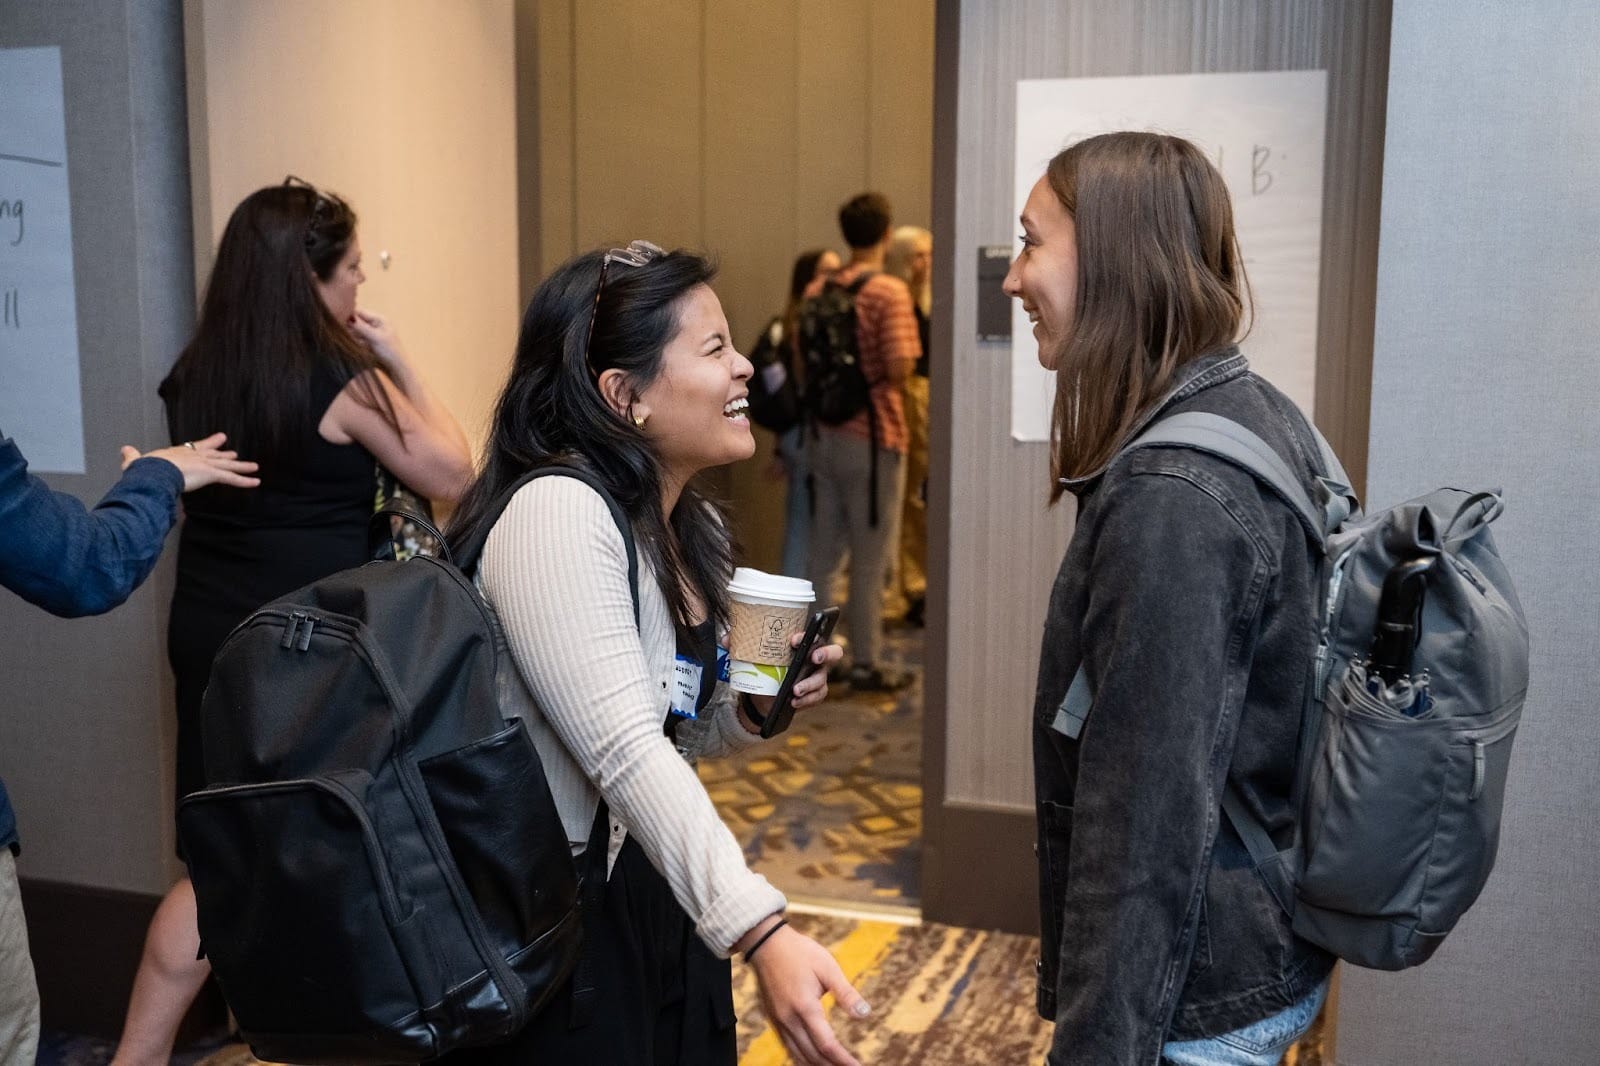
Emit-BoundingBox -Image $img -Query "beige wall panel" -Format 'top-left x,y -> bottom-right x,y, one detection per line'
794,0 -> 871,253
868,0 -> 937,229
571,1 -> 703,251
704,0 -> 801,572
189,3 -> 376,253
535,0 -> 577,275
942,0 -> 1380,810
363,6 -> 518,449
189,0 -> 518,455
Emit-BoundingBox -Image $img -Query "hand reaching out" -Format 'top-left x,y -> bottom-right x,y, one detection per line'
745,920 -> 870,1066
123,432 -> 260,492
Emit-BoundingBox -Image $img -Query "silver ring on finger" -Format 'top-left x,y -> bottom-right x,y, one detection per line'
183,441 -> 197,449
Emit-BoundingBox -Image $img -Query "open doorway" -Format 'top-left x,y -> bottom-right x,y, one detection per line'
523,1 -> 938,918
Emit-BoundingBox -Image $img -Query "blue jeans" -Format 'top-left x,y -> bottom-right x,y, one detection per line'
1161,980 -> 1328,1066
777,425 -> 810,578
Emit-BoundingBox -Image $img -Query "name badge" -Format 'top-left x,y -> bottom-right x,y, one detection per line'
715,644 -> 730,683
670,654 -> 702,720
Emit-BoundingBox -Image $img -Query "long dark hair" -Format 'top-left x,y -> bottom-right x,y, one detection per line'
449,248 -> 734,632
781,248 -> 831,341
1044,132 -> 1250,499
161,181 -> 397,463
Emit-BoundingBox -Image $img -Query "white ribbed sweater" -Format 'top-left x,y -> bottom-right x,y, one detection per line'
477,476 -> 786,957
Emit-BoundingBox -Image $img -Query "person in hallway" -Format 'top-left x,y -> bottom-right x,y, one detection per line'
881,225 -> 933,627
440,243 -> 868,1066
0,429 -> 258,1066
112,179 -> 475,1066
748,247 -> 841,578
802,192 -> 920,692
1007,133 -> 1334,1065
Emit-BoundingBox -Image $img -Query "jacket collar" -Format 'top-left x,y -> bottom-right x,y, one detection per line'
1057,347 -> 1249,495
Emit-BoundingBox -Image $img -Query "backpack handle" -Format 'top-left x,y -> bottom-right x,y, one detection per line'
1441,490 -> 1505,546
369,500 -> 455,565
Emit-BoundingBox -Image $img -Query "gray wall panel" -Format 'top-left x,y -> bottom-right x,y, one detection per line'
1337,1 -> 1600,1061
938,0 -> 1386,813
0,0 -> 191,892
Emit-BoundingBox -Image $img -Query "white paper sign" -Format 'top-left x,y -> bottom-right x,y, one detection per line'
0,47 -> 85,473
1011,71 -> 1327,442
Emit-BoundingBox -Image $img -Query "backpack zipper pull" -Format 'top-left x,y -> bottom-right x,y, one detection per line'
280,611 -> 305,649
297,614 -> 317,652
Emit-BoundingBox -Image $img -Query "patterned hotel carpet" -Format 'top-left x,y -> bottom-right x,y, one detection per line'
698,628 -> 924,907
728,913 -> 1329,1065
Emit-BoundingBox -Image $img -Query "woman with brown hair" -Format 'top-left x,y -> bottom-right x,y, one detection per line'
112,179 -> 473,1066
1007,132 -> 1334,1064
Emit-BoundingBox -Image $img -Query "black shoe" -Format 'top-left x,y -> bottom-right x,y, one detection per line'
847,664 -> 914,692
903,595 -> 926,628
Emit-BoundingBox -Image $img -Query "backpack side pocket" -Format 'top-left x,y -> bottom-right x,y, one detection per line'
418,718 -> 583,1015
178,771 -> 437,1061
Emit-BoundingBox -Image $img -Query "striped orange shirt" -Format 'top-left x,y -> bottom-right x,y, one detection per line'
803,265 -> 921,452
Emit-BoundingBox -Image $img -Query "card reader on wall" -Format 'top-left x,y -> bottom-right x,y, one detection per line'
977,245 -> 1012,341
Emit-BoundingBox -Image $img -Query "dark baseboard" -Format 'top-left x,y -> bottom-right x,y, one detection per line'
19,877 -> 228,1043
921,803 -> 1039,936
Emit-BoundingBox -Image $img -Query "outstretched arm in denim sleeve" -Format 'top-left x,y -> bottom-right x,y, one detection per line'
1047,471 -> 1272,1066
0,434 -> 187,617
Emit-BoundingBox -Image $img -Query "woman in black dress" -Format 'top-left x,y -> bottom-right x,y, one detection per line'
111,180 -> 474,1066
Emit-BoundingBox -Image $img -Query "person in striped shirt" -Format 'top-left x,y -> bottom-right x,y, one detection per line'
802,192 -> 921,692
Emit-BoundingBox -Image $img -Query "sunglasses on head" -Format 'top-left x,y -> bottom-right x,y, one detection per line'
584,239 -> 665,374
283,175 -> 334,248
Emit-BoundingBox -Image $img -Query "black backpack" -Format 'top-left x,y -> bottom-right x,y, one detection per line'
746,317 -> 803,435
797,273 -> 876,427
796,273 -> 887,525
177,465 -> 638,1064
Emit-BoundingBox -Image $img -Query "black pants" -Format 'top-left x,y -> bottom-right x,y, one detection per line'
437,836 -> 738,1065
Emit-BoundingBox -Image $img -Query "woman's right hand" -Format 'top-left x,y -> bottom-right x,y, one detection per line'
746,921 -> 870,1066
348,309 -> 409,372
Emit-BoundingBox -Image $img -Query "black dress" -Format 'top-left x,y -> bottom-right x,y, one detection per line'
165,362 -> 374,814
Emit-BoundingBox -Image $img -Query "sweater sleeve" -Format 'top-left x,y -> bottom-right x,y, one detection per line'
478,477 -> 785,956
0,435 -> 183,618
673,680 -> 766,761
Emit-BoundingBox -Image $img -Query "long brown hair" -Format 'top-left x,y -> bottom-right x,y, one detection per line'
162,182 -> 398,465
1044,132 -> 1250,500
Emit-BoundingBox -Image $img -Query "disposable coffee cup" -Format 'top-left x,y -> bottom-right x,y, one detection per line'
726,568 -> 815,695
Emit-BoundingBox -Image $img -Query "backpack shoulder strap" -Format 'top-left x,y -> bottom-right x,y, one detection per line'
1124,411 -> 1329,544
452,464 -> 641,1030
452,464 -> 640,627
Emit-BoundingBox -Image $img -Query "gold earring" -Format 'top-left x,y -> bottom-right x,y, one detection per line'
633,412 -> 648,428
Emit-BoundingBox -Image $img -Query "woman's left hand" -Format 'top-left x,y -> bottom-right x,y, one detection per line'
783,632 -> 843,712
745,632 -> 844,723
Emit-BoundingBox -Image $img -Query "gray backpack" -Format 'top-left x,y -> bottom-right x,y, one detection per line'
1128,410 -> 1529,971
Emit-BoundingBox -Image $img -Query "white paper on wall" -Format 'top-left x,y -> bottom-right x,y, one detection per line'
0,47 -> 84,473
1011,71 -> 1327,442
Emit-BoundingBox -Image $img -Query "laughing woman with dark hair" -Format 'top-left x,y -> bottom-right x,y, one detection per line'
112,180 -> 473,1066
1007,133 -> 1334,1065
440,244 -> 867,1066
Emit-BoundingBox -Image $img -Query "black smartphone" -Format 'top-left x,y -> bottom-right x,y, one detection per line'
758,606 -> 841,739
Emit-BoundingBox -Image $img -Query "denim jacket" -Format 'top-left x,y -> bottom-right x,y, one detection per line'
1033,351 -> 1335,1065
0,431 -> 183,851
